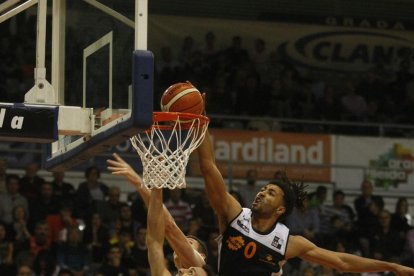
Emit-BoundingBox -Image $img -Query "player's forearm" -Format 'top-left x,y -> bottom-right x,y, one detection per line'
147,189 -> 171,274
335,252 -> 398,273
148,189 -> 165,246
197,131 -> 216,167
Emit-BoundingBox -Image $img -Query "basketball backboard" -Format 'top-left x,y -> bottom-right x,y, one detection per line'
0,0 -> 153,171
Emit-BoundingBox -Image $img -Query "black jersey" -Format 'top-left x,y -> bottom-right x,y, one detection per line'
217,208 -> 289,276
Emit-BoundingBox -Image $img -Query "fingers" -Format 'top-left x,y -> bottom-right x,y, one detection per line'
113,153 -> 128,165
201,92 -> 206,115
107,158 -> 127,168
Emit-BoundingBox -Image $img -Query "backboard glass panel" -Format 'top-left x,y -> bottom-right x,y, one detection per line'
0,0 -> 153,171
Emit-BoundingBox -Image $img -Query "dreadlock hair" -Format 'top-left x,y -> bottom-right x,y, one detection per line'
268,170 -> 308,221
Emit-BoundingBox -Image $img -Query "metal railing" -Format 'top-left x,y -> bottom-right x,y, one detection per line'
208,114 -> 414,137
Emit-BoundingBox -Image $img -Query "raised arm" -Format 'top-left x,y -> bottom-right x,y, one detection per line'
197,131 -> 242,233
287,235 -> 414,276
147,188 -> 171,276
107,153 -> 205,268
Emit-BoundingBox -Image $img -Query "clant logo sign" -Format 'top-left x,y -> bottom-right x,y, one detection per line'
277,30 -> 414,72
368,144 -> 414,189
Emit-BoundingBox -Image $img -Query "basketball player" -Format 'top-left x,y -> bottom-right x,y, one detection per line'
148,187 -> 216,276
107,153 -> 206,269
196,128 -> 414,276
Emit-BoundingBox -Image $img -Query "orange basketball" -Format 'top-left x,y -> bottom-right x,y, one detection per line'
160,81 -> 204,114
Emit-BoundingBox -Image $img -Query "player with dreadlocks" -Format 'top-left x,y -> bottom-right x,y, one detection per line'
196,125 -> 414,276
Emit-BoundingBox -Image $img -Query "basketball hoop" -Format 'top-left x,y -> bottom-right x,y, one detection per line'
130,112 -> 209,189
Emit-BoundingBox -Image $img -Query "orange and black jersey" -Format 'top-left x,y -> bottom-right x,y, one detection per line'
217,208 -> 289,276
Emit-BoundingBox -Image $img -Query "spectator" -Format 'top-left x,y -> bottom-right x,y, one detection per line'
16,264 -> 33,276
192,192 -> 218,232
0,174 -> 29,225
178,35 -> 197,69
318,190 -> 355,244
223,35 -> 249,69
395,83 -> 414,124
355,70 -> 386,104
57,226 -> 90,275
250,38 -> 268,75
286,195 -> 320,243
354,179 -> 384,222
262,51 -> 285,87
115,227 -> 136,273
10,205 -> 31,255
128,191 -> 148,227
156,46 -> 180,91
340,82 -> 368,121
50,171 -> 76,202
371,209 -> 405,261
0,158 -> 8,194
333,190 -> 355,221
391,197 -> 412,237
98,186 -> 123,226
291,81 -> 316,119
229,190 -> 245,207
27,221 -> 54,260
237,169 -> 261,208
357,200 -> 382,257
29,182 -> 59,231
130,227 -> 150,276
235,73 -> 268,116
109,203 -> 141,239
32,249 -> 59,276
402,228 -> 414,267
201,31 -> 217,60
308,185 -> 327,209
278,67 -> 303,117
96,244 -> 129,276
57,268 -> 74,276
285,199 -> 319,276
46,202 -> 78,243
0,222 -> 15,274
164,189 -> 193,233
314,85 -> 343,122
75,166 -> 109,220
19,162 -> 45,203
83,212 -> 109,269
186,217 -> 207,241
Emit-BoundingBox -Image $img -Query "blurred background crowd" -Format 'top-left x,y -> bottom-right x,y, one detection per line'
0,161 -> 412,275
1,0 -> 414,275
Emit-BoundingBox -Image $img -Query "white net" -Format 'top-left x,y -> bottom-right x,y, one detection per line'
130,112 -> 208,189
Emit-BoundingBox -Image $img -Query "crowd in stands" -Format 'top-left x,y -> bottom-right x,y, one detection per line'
154,32 -> 414,134
0,159 -> 412,275
1,11 -> 414,276
2,16 -> 414,136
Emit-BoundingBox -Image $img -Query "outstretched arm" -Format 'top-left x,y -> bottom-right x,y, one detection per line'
147,188 -> 171,276
197,131 -> 242,233
287,235 -> 414,276
107,153 -> 205,268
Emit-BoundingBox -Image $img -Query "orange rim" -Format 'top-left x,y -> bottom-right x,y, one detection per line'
149,112 -> 209,130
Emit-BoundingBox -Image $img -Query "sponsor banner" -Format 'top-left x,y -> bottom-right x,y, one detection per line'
335,136 -> 414,192
149,15 -> 414,73
260,14 -> 409,30
189,129 -> 332,182
0,104 -> 58,143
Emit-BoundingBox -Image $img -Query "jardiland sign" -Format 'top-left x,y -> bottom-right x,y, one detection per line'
189,129 -> 332,183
